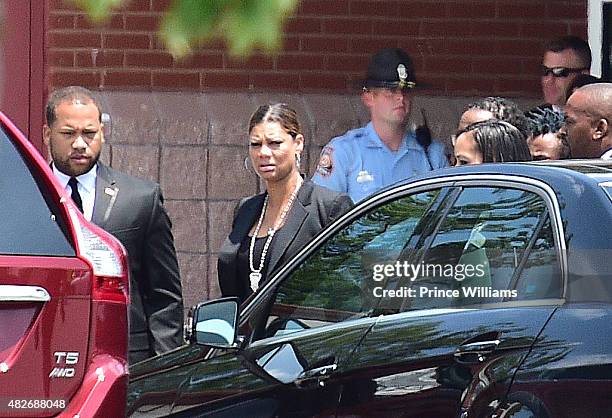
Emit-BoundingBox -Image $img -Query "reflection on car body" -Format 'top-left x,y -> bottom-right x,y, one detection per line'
129,160 -> 612,418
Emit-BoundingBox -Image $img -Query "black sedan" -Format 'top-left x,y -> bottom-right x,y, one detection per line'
128,160 -> 612,418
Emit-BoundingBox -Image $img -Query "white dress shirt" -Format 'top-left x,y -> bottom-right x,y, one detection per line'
52,164 -> 97,221
601,148 -> 612,160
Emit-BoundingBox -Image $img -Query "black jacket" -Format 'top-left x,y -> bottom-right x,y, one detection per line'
94,163 -> 184,364
218,180 -> 353,303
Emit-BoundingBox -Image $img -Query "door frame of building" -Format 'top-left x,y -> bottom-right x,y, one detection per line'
1,1 -> 47,151
588,0 -> 612,77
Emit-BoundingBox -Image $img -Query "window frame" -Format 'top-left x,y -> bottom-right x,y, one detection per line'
588,0 -> 612,78
452,179 -> 567,297
406,183 -> 564,310
235,175 -> 568,350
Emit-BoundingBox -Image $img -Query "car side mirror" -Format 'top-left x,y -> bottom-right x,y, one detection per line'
185,297 -> 239,349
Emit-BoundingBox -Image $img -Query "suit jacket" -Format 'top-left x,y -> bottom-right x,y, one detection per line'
94,163 -> 184,364
218,180 -> 353,303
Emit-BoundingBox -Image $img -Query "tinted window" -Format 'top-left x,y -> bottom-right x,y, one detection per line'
514,216 -> 561,299
255,190 -> 440,340
0,126 -> 74,256
407,187 -> 560,309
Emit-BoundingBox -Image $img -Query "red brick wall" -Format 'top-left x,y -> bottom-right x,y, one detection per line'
48,0 -> 587,97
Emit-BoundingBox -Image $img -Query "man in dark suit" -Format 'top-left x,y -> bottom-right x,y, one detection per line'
43,86 -> 184,364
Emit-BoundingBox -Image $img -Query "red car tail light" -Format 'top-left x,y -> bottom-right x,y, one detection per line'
67,206 -> 129,304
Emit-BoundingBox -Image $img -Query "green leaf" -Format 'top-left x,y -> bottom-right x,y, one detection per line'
160,0 -> 298,59
71,0 -> 298,58
68,0 -> 124,23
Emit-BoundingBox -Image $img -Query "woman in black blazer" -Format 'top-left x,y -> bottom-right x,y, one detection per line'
218,103 -> 353,304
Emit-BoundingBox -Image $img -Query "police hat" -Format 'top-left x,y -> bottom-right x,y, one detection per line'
363,48 -> 416,89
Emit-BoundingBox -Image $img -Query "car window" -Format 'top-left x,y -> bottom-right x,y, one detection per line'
0,126 -> 74,256
405,186 -> 560,310
252,190 -> 441,341
513,216 -> 561,299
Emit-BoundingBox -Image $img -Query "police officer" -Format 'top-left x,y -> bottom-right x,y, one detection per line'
312,47 -> 448,202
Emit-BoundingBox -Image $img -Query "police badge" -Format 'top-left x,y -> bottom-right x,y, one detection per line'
397,64 -> 407,85
397,64 -> 415,89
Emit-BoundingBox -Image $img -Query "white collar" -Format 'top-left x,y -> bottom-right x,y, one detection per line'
52,163 -> 97,194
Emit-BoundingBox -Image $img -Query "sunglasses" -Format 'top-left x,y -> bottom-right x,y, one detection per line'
541,65 -> 588,78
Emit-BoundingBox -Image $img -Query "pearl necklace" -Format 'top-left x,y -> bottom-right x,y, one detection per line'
249,179 -> 302,292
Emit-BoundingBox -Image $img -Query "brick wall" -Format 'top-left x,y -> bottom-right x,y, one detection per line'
48,0 -> 587,96
45,0 -> 581,312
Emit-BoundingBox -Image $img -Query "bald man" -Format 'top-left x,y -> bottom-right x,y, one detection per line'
562,83 -> 612,159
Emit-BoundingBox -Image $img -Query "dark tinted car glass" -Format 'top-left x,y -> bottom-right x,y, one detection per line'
514,216 -> 561,299
0,126 -> 74,256
255,190 -> 440,340
410,186 -> 560,308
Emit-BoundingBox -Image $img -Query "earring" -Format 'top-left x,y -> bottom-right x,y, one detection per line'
295,153 -> 301,171
244,156 -> 251,171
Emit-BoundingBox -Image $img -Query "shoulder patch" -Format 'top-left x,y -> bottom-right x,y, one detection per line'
316,146 -> 334,177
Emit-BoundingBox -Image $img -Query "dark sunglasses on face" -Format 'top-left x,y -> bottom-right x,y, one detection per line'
541,65 -> 588,78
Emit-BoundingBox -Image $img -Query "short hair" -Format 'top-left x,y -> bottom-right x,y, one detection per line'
568,74 -> 602,100
467,96 -> 530,139
248,103 -> 302,138
544,35 -> 592,68
459,119 -> 532,163
525,105 -> 571,159
46,86 -> 103,127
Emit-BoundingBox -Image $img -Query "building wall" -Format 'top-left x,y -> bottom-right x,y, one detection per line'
48,0 -> 587,95
46,0 -> 585,310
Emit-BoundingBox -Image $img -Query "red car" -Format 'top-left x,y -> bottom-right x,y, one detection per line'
0,112 -> 129,417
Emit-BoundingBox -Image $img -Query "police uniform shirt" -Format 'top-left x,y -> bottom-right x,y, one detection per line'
312,122 -> 448,202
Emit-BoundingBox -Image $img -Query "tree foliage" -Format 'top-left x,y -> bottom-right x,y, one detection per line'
69,0 -> 298,58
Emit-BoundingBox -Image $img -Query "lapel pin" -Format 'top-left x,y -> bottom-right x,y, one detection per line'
104,187 -> 117,196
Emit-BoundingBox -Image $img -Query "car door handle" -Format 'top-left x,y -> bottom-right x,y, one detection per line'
454,339 -> 500,364
0,285 -> 50,302
295,364 -> 337,388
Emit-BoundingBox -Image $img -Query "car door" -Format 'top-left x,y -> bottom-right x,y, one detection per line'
133,259 -> 376,417
128,188 -> 447,417
334,180 -> 565,418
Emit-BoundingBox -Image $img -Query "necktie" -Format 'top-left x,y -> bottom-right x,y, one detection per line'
68,177 -> 83,213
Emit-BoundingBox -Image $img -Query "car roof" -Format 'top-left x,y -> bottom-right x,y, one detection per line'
382,159 -> 612,198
